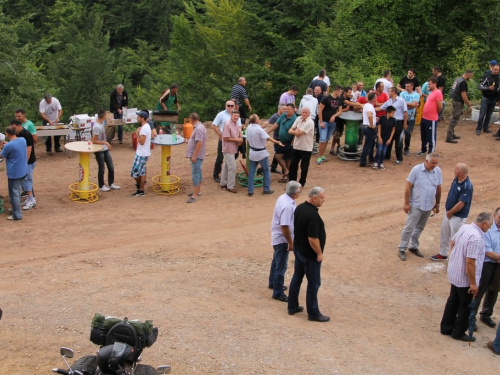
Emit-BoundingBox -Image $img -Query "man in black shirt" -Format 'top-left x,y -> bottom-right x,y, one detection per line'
287,187 -> 329,322
309,70 -> 328,95
447,70 -> 473,143
397,68 -> 421,94
476,64 -> 500,135
11,120 -> 36,209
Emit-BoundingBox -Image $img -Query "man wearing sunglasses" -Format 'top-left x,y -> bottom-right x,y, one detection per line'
211,100 -> 242,183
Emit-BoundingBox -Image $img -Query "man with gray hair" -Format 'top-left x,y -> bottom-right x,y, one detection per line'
288,107 -> 315,186
440,212 -> 492,342
231,77 -> 252,125
431,163 -> 473,261
265,104 -> 286,174
269,181 -> 302,302
288,187 -> 329,322
398,153 -> 442,261
109,84 -> 128,144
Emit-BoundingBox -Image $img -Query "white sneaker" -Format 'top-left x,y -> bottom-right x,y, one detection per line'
110,184 -> 121,190
495,121 -> 500,125
100,185 -> 111,192
23,199 -> 36,210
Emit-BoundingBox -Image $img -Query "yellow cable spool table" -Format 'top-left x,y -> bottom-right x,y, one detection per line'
64,141 -> 104,203
151,134 -> 185,195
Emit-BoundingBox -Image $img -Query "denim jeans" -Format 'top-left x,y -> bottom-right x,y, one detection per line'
287,249 -> 322,318
8,177 -> 23,219
404,119 -> 415,151
94,150 -> 115,188
268,243 -> 290,298
21,162 -> 36,193
114,111 -> 123,141
191,158 -> 203,187
493,319 -> 500,352
476,96 -> 497,132
248,156 -> 270,194
375,141 -> 389,165
359,127 -> 376,166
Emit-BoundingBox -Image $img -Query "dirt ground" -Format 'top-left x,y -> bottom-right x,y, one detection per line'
1,117 -> 500,374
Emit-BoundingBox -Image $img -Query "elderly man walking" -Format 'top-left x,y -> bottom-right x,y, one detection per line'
288,187 -> 329,322
269,181 -> 302,302
440,212 -> 492,342
288,107 -> 315,186
398,153 -> 442,261
430,163 -> 473,261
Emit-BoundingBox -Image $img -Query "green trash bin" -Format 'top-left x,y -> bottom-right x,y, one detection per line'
338,111 -> 362,161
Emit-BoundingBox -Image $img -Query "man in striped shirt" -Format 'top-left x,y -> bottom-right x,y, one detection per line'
440,212 -> 492,342
231,77 -> 252,125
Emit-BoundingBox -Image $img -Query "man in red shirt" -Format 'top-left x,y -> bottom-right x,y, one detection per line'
417,77 -> 443,156
375,81 -> 389,117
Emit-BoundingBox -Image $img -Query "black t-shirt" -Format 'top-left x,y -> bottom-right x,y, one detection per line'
436,75 -> 446,92
293,201 -> 326,260
268,112 -> 280,138
399,76 -> 420,90
320,95 -> 342,121
450,77 -> 468,102
18,128 -> 36,164
377,116 -> 396,141
309,79 -> 328,93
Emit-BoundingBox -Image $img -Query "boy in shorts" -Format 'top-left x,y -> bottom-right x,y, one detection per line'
130,110 -> 152,196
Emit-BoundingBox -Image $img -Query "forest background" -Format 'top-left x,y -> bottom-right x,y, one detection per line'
1,0 -> 499,128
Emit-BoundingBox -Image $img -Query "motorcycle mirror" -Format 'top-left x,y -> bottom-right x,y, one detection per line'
60,347 -> 74,359
157,365 -> 171,374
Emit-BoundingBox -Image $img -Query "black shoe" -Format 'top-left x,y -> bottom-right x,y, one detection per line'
399,251 -> 406,261
308,315 -> 330,322
288,306 -> 304,315
446,139 -> 458,143
131,190 -> 145,197
213,176 -> 220,183
268,286 -> 287,291
409,248 -> 424,257
452,334 -> 475,342
484,129 -> 493,133
496,137 -> 500,141
272,294 -> 288,302
55,149 -> 63,153
263,190 -> 274,195
270,167 -> 280,174
256,167 -> 264,175
492,132 -> 500,137
476,130 -> 481,135
453,134 -> 461,139
481,316 -> 497,328
247,192 -> 253,197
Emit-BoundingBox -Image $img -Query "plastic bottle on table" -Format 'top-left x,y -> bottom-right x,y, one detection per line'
172,124 -> 177,142
87,140 -> 92,150
159,127 -> 163,135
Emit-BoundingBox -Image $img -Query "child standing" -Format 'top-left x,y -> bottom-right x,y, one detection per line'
374,106 -> 396,170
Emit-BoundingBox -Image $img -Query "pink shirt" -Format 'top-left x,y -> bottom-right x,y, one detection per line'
422,89 -> 443,121
222,120 -> 240,154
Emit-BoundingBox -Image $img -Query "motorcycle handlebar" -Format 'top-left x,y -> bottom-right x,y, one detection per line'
52,369 -> 70,375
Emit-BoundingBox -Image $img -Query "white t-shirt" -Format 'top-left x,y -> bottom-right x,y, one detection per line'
136,123 -> 152,157
374,78 -> 392,95
313,75 -> 331,87
39,97 -> 62,123
362,103 -> 376,127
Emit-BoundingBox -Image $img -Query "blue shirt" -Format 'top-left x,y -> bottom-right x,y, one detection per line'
400,91 -> 420,120
407,163 -> 443,211
445,177 -> 473,218
421,82 -> 430,102
484,221 -> 500,263
380,96 -> 407,121
0,137 -> 28,179
212,110 -> 241,132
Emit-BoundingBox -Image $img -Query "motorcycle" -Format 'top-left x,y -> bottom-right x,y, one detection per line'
52,346 -> 171,375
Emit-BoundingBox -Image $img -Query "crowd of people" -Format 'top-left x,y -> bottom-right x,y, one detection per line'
2,62 -> 500,356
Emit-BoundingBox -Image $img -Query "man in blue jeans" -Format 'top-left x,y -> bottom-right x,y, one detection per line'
0,126 -> 28,220
476,65 -> 499,135
288,187 -> 328,322
269,181 -> 302,302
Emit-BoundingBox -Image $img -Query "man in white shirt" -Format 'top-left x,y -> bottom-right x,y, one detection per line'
130,110 -> 152,197
298,88 -> 318,121
39,93 -> 63,154
92,110 -> 120,192
288,107 -> 315,186
374,70 -> 393,95
359,92 -> 377,167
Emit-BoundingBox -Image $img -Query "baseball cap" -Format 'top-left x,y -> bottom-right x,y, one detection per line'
0,133 -> 5,142
490,60 -> 498,65
136,110 -> 149,119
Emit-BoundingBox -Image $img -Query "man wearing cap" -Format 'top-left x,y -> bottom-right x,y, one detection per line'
130,110 -> 151,197
39,93 -> 63,154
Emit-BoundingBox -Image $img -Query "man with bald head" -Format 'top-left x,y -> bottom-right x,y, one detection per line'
431,163 -> 473,261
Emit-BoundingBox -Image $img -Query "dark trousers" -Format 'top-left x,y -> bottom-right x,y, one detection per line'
440,284 -> 473,338
288,149 -> 312,186
94,150 -> 115,188
213,139 -> 223,178
476,96 -> 497,132
288,249 -> 322,318
268,243 -> 289,298
476,262 -> 499,318
420,118 -> 437,153
43,120 -> 61,151
386,120 -> 404,161
404,119 -> 415,151
447,100 -> 464,140
114,111 -> 124,141
359,127 -> 376,166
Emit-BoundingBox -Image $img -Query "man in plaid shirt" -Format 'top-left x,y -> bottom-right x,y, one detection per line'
440,212 -> 493,342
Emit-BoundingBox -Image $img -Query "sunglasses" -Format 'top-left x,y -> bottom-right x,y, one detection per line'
226,104 -> 234,107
